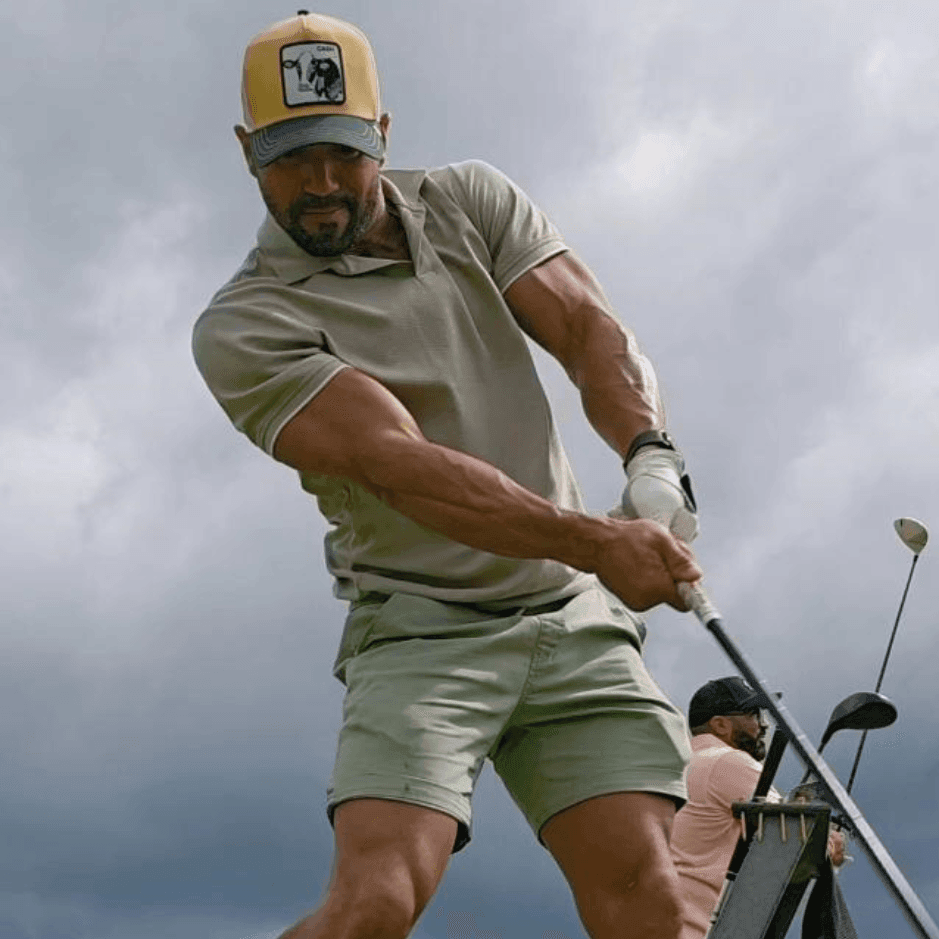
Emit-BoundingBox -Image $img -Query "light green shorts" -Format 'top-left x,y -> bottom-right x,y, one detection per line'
327,584 -> 690,852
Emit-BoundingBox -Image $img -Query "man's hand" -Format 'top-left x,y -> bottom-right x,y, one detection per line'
622,448 -> 699,543
827,828 -> 847,868
593,518 -> 703,611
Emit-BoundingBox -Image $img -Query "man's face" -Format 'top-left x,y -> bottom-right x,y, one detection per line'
254,142 -> 383,257
727,709 -> 769,761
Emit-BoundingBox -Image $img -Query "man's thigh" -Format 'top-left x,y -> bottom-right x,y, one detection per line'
328,592 -> 538,852
541,791 -> 683,939
541,791 -> 678,886
331,798 -> 458,909
491,587 -> 690,840
284,799 -> 457,939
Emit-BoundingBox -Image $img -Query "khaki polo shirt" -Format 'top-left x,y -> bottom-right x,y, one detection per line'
193,160 -> 593,605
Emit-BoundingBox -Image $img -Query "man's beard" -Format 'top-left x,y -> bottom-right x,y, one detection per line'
264,181 -> 380,257
733,726 -> 768,762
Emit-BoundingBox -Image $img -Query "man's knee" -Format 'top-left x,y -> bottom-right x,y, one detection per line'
318,799 -> 457,939
324,875 -> 421,939
577,859 -> 683,939
543,791 -> 683,938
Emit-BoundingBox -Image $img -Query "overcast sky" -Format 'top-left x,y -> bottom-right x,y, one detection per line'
3,1 -> 938,937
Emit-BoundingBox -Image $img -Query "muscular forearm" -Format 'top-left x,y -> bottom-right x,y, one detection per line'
505,254 -> 666,460
359,431 -> 701,611
273,367 -> 610,567
272,366 -> 701,610
568,310 -> 665,460
361,434 -> 615,571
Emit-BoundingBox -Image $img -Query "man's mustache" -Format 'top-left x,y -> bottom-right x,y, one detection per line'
293,195 -> 354,213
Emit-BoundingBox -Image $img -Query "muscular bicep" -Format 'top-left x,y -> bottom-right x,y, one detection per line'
503,251 -> 619,374
272,368 -> 425,485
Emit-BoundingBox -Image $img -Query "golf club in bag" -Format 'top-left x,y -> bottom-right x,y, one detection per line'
707,689 -> 897,939
798,692 -> 897,939
676,577 -> 938,939
796,691 -> 898,786
845,518 -> 928,795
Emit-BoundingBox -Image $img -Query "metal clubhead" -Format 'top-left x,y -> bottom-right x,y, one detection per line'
895,518 -> 928,555
818,691 -> 898,751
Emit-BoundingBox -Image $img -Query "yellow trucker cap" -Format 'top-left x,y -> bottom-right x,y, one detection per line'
241,11 -> 384,165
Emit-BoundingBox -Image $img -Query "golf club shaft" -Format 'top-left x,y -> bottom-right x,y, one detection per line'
875,553 -> 919,694
678,581 -> 939,939
845,552 -> 919,795
845,730 -> 870,797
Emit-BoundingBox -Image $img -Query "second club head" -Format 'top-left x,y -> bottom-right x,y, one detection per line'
895,518 -> 928,555
819,691 -> 898,749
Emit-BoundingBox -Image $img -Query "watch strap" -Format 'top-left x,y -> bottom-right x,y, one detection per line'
624,430 -> 679,467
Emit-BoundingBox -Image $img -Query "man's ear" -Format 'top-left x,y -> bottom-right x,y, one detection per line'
709,715 -> 732,742
234,125 -> 258,178
378,112 -> 391,167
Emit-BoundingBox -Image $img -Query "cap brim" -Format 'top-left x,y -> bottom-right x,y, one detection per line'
690,690 -> 783,724
740,690 -> 784,711
250,115 -> 384,166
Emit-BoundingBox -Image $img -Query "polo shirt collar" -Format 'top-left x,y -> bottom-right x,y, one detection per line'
691,733 -> 730,753
256,171 -> 428,284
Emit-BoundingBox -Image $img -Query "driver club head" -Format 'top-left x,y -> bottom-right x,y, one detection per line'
895,518 -> 928,555
818,691 -> 898,750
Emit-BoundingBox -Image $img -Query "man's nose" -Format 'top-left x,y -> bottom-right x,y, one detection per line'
299,158 -> 340,195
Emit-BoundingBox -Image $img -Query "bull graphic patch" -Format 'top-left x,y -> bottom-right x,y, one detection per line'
280,42 -> 345,106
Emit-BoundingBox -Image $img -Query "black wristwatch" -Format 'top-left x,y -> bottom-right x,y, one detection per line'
623,430 -> 679,467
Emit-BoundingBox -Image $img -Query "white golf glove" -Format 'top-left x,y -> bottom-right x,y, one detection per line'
621,447 -> 699,543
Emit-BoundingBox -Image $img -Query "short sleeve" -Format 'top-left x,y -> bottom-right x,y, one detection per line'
192,278 -> 349,455
443,161 -> 568,292
706,749 -> 765,813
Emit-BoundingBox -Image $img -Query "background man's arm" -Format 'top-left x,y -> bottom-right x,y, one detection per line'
272,367 -> 700,611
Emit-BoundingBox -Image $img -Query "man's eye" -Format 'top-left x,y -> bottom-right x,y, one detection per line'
335,146 -> 362,160
273,151 -> 302,167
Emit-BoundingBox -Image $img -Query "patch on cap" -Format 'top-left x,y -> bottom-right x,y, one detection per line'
281,42 -> 346,107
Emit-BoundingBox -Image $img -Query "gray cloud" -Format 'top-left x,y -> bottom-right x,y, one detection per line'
3,1 -> 937,937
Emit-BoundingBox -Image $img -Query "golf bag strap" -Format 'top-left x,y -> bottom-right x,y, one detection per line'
802,862 -> 859,939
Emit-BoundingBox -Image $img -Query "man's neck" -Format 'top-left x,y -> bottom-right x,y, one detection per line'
348,182 -> 411,260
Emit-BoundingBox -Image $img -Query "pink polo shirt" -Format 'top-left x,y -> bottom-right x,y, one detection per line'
670,734 -> 779,939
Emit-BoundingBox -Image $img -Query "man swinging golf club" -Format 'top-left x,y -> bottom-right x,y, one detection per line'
193,10 -> 704,939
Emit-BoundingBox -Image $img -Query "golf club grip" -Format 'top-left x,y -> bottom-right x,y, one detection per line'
677,580 -> 720,623
676,581 -> 939,939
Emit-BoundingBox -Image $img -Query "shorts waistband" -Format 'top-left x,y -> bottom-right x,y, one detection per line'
351,591 -> 580,618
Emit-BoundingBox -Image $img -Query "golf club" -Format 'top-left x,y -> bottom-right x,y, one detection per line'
819,691 -> 898,753
845,518 -> 928,795
677,579 -> 939,939
795,691 -> 897,787
711,692 -> 896,934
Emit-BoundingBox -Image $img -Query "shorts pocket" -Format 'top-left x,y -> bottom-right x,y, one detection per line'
332,594 -> 389,683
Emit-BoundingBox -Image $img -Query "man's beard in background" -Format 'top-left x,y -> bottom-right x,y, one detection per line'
734,725 -> 768,762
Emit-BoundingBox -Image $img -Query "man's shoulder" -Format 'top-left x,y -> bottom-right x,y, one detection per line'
690,734 -> 732,756
384,161 -> 513,207
202,213 -> 326,315
192,242 -> 294,355
714,746 -> 762,773
218,246 -> 277,289
691,735 -> 761,773
199,248 -> 280,316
